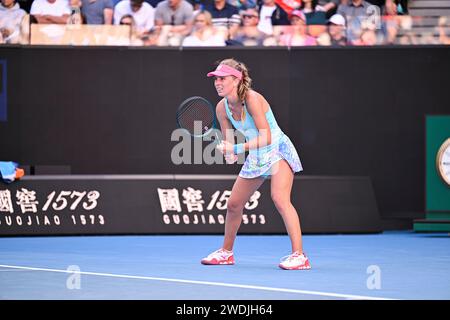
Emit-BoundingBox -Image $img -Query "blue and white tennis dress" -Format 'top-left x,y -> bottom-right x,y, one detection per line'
224,98 -> 303,179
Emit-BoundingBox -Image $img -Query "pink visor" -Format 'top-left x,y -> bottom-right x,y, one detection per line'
207,64 -> 243,80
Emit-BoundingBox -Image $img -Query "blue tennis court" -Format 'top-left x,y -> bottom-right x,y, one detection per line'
0,231 -> 449,300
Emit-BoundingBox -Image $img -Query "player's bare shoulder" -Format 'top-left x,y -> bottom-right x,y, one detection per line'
246,89 -> 260,103
246,90 -> 269,113
216,98 -> 227,120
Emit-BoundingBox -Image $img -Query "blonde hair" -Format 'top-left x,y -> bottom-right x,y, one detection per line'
194,10 -> 213,27
218,58 -> 252,103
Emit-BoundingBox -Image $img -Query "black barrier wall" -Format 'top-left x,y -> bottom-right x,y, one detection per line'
0,175 -> 381,235
0,46 -> 449,223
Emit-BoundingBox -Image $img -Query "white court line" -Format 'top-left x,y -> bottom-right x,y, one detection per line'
0,264 -> 394,300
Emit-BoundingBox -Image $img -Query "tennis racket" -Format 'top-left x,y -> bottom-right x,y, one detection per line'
176,96 -> 220,141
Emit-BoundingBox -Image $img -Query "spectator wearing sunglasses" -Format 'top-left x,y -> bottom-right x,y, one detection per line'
233,8 -> 266,45
114,0 -> 155,33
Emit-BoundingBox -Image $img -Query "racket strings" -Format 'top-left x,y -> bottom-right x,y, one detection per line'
177,98 -> 215,136
179,105 -> 213,130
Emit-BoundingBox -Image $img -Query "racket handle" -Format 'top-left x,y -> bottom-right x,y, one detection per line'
214,132 -> 222,144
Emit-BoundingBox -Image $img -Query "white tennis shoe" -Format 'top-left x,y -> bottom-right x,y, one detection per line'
279,252 -> 311,270
201,248 -> 235,265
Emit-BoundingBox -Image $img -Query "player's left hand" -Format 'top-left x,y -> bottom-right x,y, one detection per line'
216,140 -> 234,154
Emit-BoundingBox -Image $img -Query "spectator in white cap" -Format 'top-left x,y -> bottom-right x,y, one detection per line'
328,13 -> 346,45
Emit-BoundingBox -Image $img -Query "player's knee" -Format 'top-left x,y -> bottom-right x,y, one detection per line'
271,192 -> 290,212
227,198 -> 244,214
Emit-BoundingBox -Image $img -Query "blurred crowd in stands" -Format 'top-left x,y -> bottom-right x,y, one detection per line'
1,0 -> 449,45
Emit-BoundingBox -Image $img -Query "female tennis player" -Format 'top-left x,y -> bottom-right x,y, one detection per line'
201,58 -> 311,270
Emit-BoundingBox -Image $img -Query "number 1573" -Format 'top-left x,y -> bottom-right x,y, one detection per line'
42,190 -> 100,211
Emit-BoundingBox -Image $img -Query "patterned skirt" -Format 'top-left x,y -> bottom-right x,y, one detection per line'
239,134 -> 303,179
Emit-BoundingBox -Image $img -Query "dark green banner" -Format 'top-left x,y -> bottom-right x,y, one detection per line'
426,115 -> 450,212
